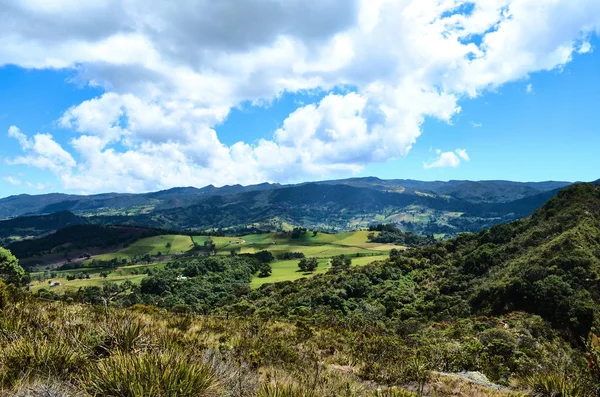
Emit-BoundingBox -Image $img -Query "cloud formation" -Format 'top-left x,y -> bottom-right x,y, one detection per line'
424,148 -> 470,169
3,176 -> 22,186
2,0 -> 599,192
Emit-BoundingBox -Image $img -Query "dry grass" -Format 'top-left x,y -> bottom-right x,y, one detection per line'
0,294 -> 553,397
424,374 -> 526,397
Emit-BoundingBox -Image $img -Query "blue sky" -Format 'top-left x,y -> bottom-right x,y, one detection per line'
1,1 -> 599,195
220,42 -> 600,183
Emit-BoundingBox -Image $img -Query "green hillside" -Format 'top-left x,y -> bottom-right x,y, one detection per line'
247,183 -> 600,337
92,235 -> 195,262
3,183 -> 600,394
6,225 -> 160,269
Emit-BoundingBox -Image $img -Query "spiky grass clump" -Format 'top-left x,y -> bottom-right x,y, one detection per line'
0,337 -> 85,388
520,372 -> 587,397
83,351 -> 217,397
371,388 -> 419,397
97,315 -> 147,355
257,382 -> 309,397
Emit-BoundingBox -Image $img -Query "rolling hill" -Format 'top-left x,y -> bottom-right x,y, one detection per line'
0,177 -> 576,237
247,182 -> 600,339
7,224 -> 160,269
0,210 -> 84,245
89,181 -> 575,235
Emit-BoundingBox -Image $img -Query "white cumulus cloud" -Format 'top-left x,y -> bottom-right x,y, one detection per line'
7,126 -> 76,174
1,0 -> 599,191
424,148 -> 470,169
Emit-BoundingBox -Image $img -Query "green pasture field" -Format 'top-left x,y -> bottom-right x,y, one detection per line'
30,262 -> 166,294
35,230 -> 401,293
250,254 -> 389,288
195,230 -> 401,287
231,230 -> 403,256
90,235 -> 194,262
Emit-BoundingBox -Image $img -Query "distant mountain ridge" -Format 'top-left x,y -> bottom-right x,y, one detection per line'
0,181 -> 282,219
0,177 -> 578,237
0,177 -> 571,218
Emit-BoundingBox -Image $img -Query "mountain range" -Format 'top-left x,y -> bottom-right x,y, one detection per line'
0,177 -> 576,240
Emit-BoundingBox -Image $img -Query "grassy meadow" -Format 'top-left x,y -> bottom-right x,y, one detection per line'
250,254 -> 389,288
34,230 -> 402,293
30,263 -> 165,294
91,234 -> 195,261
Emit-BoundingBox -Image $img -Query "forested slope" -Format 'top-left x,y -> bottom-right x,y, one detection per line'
247,183 -> 600,340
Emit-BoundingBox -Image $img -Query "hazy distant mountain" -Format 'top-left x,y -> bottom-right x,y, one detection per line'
312,178 -> 571,203
0,177 -> 578,237
0,182 -> 281,219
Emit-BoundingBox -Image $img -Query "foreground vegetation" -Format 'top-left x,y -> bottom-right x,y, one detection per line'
3,183 -> 600,395
1,286 -> 593,396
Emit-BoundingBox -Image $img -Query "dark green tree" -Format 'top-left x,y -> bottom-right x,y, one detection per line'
258,263 -> 272,278
298,257 -> 318,272
203,238 -> 216,255
0,248 -> 24,285
330,255 -> 351,273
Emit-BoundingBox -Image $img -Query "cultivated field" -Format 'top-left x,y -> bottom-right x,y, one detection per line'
30,262 -> 166,294
250,254 -> 389,288
90,234 -> 195,262
35,230 -> 402,293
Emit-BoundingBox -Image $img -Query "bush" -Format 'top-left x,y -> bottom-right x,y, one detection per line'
0,279 -> 7,311
372,389 -> 419,397
0,338 -> 85,388
258,382 -> 307,397
100,316 -> 146,354
520,372 -> 588,397
258,263 -> 272,278
84,351 -> 216,397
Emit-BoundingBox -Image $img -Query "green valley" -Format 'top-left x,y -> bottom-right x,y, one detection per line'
2,183 -> 600,396
26,230 -> 404,294
1,2 -> 596,395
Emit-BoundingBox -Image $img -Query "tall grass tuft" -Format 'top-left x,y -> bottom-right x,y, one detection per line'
257,382 -> 311,397
83,350 -> 217,397
520,372 -> 587,397
168,314 -> 194,332
104,316 -> 146,354
372,389 -> 419,397
0,337 -> 85,388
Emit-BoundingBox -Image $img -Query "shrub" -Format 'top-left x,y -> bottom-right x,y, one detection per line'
128,304 -> 159,315
520,372 -> 588,397
372,389 -> 419,397
257,382 -> 311,397
0,279 -> 7,311
100,316 -> 146,355
84,351 -> 216,397
167,315 -> 193,332
0,338 -> 85,388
